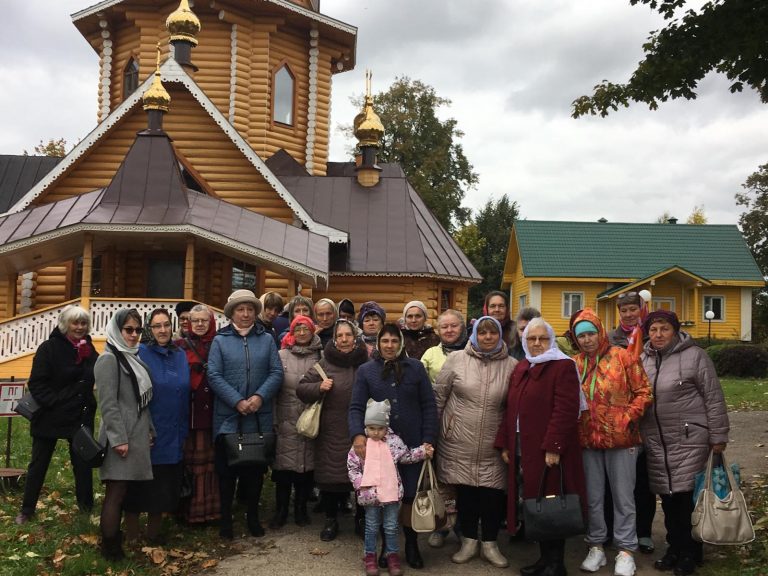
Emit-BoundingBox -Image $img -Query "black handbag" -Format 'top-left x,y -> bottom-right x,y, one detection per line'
14,391 -> 41,421
522,463 -> 585,541
72,424 -> 106,468
223,415 -> 276,468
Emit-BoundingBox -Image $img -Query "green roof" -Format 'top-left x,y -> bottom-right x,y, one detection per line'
514,220 -> 764,282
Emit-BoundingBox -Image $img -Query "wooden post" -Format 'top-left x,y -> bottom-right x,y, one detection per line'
184,237 -> 195,300
693,285 -> 700,337
4,273 -> 17,320
81,234 -> 93,310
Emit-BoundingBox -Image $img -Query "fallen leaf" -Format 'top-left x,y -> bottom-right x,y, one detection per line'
200,559 -> 218,569
52,549 -> 67,568
80,534 -> 100,546
25,551 -> 39,558
7,555 -> 20,561
309,548 -> 329,556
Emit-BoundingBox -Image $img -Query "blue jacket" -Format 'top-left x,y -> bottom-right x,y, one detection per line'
349,357 -> 438,497
138,343 -> 190,465
207,323 -> 283,439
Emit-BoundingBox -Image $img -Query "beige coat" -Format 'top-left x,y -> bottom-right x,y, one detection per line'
434,342 -> 517,490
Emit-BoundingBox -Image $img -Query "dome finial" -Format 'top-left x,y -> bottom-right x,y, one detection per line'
142,44 -> 171,113
353,70 -> 385,148
167,0 -> 201,46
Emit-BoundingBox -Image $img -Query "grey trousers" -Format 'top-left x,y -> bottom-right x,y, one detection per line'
583,447 -> 639,551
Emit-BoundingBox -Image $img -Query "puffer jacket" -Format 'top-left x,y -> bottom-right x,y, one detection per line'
571,309 -> 652,449
434,341 -> 516,490
347,430 -> 427,506
207,323 -> 283,440
273,336 -> 322,473
640,332 -> 729,494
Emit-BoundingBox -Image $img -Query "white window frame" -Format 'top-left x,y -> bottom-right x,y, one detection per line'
562,292 -> 584,318
652,297 -> 676,312
518,294 -> 527,311
703,295 -> 726,322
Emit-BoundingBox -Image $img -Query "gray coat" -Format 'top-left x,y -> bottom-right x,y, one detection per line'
96,350 -> 155,481
274,341 -> 321,473
640,332 -> 729,495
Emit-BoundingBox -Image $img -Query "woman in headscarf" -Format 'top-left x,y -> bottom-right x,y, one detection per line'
401,300 -> 440,360
421,309 -> 469,384
496,317 -> 587,576
483,291 -> 514,352
278,295 -> 316,343
314,298 -> 338,348
207,289 -> 283,540
640,310 -> 729,576
571,309 -> 652,576
124,309 -> 190,544
349,323 -> 438,570
176,304 -> 220,525
17,305 -> 98,525
297,319 -> 369,541
270,315 -> 323,529
357,301 -> 386,358
96,308 -> 155,561
433,316 -> 517,568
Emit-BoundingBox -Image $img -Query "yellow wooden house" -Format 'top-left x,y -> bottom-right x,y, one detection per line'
0,0 -> 480,378
502,219 -> 765,340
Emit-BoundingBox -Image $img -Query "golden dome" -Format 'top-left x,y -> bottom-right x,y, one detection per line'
143,47 -> 171,112
353,71 -> 384,148
166,0 -> 201,46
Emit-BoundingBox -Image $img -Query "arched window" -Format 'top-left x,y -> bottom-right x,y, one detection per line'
123,58 -> 139,98
272,64 -> 295,126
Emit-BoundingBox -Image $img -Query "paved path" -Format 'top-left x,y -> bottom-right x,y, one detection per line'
206,411 -> 767,575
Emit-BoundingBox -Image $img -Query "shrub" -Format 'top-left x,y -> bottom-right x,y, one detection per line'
707,344 -> 768,378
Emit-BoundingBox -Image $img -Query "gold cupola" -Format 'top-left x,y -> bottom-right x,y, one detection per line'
166,0 -> 201,46
353,70 -> 385,148
143,45 -> 171,114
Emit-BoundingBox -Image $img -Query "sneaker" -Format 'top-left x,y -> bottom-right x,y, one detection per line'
638,536 -> 655,554
614,551 -> 636,576
580,546 -> 607,572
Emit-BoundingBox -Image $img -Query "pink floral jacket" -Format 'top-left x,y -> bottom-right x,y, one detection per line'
347,429 -> 427,506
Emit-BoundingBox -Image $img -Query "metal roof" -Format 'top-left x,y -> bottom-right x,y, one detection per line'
0,155 -> 60,214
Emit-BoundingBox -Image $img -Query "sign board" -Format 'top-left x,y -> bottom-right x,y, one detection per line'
0,383 -> 26,417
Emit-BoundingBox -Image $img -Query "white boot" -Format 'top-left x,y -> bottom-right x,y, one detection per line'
451,537 -> 480,564
480,540 -> 509,568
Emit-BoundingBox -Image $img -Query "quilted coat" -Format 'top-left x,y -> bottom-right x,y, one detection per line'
640,332 -> 729,494
433,341 -> 517,490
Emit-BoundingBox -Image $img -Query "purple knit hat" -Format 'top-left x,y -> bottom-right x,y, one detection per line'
643,310 -> 681,335
358,301 -> 386,328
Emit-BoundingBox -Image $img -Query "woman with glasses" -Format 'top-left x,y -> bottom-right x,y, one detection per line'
123,309 -> 190,544
97,309 -> 155,560
176,304 -> 220,525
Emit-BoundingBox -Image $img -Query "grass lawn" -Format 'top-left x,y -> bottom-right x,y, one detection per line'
720,377 -> 768,411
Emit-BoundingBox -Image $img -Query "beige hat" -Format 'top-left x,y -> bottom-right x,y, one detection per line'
224,289 -> 262,318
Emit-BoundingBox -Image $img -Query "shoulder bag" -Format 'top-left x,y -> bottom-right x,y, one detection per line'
411,459 -> 447,533
223,414 -> 276,468
296,363 -> 327,439
691,450 -> 755,545
14,390 -> 41,421
522,463 -> 585,541
72,424 -> 106,468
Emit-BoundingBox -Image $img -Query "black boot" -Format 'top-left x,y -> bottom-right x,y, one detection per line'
294,477 -> 311,527
320,517 -> 338,541
100,531 -> 125,561
269,481 -> 290,529
521,541 -> 549,576
354,505 -> 365,538
404,526 -> 424,569
540,539 -> 567,576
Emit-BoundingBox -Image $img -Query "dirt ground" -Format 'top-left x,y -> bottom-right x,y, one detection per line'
206,410 -> 767,576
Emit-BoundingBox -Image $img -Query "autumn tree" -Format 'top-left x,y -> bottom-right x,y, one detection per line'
572,0 -> 768,118
23,138 -> 68,157
346,77 -> 478,231
686,205 -> 707,224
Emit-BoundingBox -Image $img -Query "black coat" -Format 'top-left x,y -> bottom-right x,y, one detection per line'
27,327 -> 98,438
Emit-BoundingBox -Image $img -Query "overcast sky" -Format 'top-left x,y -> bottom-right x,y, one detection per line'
1,0 -> 765,225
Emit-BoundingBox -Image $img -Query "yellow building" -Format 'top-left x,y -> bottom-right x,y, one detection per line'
502,220 -> 765,340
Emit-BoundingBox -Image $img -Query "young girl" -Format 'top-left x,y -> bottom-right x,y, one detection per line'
347,399 -> 434,576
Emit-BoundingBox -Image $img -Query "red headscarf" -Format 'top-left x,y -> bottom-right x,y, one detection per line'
281,315 -> 316,349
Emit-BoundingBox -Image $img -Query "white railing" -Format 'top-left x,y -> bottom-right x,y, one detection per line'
0,299 -> 228,362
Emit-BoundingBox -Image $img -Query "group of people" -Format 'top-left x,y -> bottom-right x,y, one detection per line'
15,288 -> 729,576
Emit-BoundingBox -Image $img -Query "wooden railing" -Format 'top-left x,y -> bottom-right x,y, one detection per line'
0,299 -> 228,362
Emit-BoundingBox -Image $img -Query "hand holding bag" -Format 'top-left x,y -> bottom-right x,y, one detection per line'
223,415 -> 276,468
522,463 -> 585,541
296,363 -> 327,439
72,424 -> 106,468
411,459 -> 447,533
691,450 -> 755,545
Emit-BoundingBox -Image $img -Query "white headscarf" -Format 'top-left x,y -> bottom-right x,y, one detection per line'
522,319 -> 587,413
106,310 -> 153,410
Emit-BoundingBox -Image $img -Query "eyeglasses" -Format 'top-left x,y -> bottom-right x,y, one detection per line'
617,291 -> 638,301
150,322 -> 172,330
190,319 -> 210,325
121,326 -> 142,335
526,336 -> 551,344
179,315 -> 191,322
293,326 -> 311,333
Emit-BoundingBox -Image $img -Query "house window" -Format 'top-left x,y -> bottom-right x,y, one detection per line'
231,259 -> 258,292
704,295 -> 725,321
73,255 -> 102,297
652,298 -> 676,312
440,288 -> 454,313
562,292 -> 583,317
518,294 -> 527,310
272,64 -> 295,125
123,58 -> 139,98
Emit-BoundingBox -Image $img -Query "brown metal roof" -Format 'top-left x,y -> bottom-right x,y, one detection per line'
267,154 -> 480,281
0,155 -> 61,214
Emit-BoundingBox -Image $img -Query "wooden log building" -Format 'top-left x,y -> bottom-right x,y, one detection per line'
0,0 -> 480,377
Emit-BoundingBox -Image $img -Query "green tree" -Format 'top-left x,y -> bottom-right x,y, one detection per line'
736,164 -> 768,274
347,77 -> 478,231
572,0 -> 768,118
655,211 -> 673,224
686,205 -> 708,224
23,138 -> 67,157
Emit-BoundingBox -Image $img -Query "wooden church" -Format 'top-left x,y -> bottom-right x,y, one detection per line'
0,0 -> 480,376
